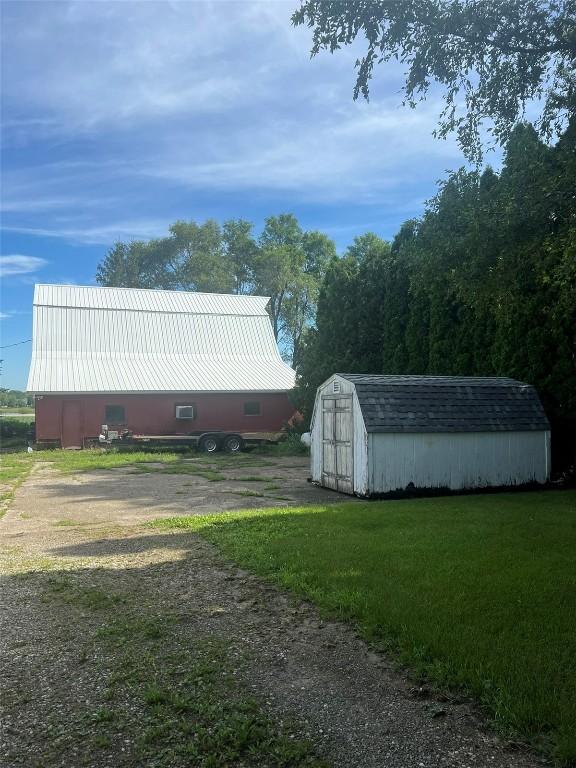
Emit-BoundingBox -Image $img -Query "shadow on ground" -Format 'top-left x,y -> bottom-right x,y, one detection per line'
5,456 -> 350,533
1,518 -> 542,768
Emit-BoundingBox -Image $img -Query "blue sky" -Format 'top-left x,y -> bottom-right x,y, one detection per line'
1,0 -> 473,389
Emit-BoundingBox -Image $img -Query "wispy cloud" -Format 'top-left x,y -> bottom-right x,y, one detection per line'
140,101 -> 459,201
0,0 -> 470,252
0,309 -> 30,318
3,220 -> 173,246
1,1 -> 305,136
1,196 -> 84,214
0,255 -> 48,277
2,99 -> 460,236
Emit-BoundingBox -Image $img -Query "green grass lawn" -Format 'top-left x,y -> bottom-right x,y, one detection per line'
154,491 -> 576,764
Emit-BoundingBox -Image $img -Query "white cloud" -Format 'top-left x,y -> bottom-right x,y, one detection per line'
1,196 -> 84,214
3,220 -> 173,246
1,1 -> 308,134
0,255 -> 48,277
138,99 -> 460,202
2,98 -> 460,228
0,0 -> 471,250
0,309 -> 30,318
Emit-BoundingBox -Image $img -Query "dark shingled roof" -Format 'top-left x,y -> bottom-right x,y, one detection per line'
336,375 -> 550,433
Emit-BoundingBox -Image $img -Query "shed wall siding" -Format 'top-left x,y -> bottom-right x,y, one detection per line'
352,391 -> 368,496
368,430 -> 550,494
310,401 -> 322,483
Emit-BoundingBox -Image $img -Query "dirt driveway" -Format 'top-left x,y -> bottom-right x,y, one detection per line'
2,455 -> 344,532
1,456 -> 542,768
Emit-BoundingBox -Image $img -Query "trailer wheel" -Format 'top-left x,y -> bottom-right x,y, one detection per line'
223,435 -> 243,453
200,436 -> 220,453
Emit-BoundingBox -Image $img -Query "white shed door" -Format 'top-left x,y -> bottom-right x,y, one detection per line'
321,395 -> 354,494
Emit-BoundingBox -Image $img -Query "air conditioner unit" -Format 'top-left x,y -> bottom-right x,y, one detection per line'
175,405 -> 195,420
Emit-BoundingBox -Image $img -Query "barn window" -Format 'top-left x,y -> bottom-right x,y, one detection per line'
175,404 -> 195,420
105,405 -> 125,424
244,401 -> 261,416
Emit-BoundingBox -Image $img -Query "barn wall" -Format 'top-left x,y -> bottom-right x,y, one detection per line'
367,430 -> 551,494
35,392 -> 296,444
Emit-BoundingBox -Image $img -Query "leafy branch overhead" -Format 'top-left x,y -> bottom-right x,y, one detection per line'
292,0 -> 576,162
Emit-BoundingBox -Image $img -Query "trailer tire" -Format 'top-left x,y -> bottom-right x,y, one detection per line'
200,435 -> 220,453
223,435 -> 243,453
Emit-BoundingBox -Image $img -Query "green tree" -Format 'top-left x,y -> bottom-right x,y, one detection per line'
292,0 -> 576,162
382,222 -> 413,373
295,253 -> 361,417
222,219 -> 259,294
256,214 -> 335,362
170,220 -> 232,292
0,388 -> 32,407
298,123 -> 576,422
256,214 -> 305,343
96,241 -> 155,288
282,230 -> 336,367
348,234 -> 393,372
295,234 -> 393,419
96,220 -> 232,292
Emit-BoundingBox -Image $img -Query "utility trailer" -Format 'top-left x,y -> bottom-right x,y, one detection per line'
97,425 -> 282,453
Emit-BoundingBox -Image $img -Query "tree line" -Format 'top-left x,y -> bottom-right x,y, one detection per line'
297,123 -> 575,422
0,389 -> 33,408
96,123 -> 575,426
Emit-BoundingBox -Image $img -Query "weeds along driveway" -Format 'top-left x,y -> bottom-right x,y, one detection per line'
1,457 -> 543,768
2,455 -> 345,532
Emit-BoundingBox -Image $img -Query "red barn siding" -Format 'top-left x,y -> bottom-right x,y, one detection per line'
35,392 -> 296,446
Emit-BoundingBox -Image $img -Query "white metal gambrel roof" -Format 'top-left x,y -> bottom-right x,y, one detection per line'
27,284 -> 296,393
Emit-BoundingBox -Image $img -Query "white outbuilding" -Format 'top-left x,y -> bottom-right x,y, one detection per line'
310,374 -> 551,497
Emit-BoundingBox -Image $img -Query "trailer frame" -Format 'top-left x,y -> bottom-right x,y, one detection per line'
96,426 -> 282,453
